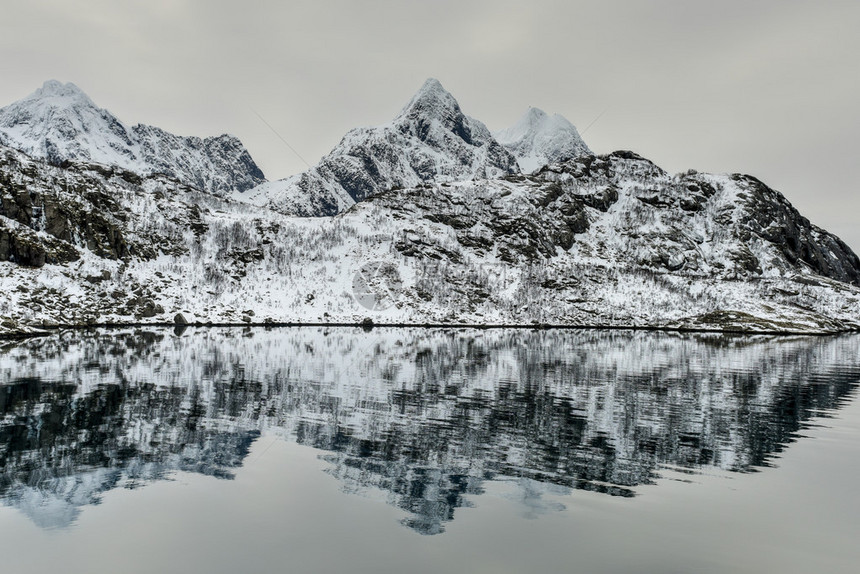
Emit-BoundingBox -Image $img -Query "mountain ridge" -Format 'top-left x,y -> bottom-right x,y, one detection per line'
237,78 -> 521,216
1,138 -> 858,335
0,80 -> 266,196
0,79 -> 858,336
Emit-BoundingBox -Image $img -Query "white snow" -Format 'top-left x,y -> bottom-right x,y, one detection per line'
0,81 -> 265,196
494,107 -> 591,173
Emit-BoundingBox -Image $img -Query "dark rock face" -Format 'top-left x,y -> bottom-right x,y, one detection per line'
523,153 -> 860,286
132,125 -> 266,196
0,152 -> 131,260
385,178 -> 596,266
733,175 -> 860,286
0,145 -> 213,266
0,218 -> 79,267
376,151 -> 860,293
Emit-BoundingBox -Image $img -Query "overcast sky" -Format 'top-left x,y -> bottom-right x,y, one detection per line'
2,0 -> 858,249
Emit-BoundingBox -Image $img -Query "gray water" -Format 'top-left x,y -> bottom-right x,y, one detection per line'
1,327 -> 859,573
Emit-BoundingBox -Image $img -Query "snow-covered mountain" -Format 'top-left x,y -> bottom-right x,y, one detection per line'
238,78 -> 520,216
0,80 -> 265,196
1,140 -> 859,334
494,107 -> 591,173
0,79 -> 858,335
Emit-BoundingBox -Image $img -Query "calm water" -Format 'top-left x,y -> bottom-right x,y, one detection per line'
1,327 -> 859,573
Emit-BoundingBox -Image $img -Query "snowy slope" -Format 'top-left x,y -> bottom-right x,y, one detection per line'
238,78 -> 520,216
494,107 -> 591,173
1,143 -> 859,334
0,81 -> 139,168
0,81 -> 265,196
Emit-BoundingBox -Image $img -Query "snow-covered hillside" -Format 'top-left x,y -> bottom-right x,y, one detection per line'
494,107 -> 591,173
237,79 -> 520,216
0,81 -> 265,196
1,140 -> 859,334
0,78 -> 858,334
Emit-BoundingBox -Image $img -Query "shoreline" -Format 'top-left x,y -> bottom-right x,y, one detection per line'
3,320 -> 857,341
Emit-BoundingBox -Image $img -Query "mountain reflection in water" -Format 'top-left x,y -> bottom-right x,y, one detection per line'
1,328 -> 858,534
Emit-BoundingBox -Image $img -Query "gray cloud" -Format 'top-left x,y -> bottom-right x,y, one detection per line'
2,0 -> 858,248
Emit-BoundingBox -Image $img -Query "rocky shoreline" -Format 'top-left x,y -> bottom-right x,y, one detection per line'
3,319 -> 857,342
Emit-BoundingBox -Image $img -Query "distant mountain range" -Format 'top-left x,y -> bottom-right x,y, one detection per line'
0,79 -> 858,334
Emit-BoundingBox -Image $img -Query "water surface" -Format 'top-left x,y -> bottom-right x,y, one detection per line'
1,328 -> 859,573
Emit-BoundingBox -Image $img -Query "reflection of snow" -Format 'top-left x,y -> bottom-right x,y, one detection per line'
496,477 -> 570,520
0,328 -> 858,533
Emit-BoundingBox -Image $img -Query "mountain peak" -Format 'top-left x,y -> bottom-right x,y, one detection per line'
37,79 -> 85,95
495,108 -> 591,173
415,77 -> 447,98
397,78 -> 462,121
244,78 -> 520,216
524,107 -> 548,122
30,80 -> 95,106
497,107 -> 580,143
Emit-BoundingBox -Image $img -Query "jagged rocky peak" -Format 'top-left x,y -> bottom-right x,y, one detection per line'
392,77 -> 502,152
400,78 -> 454,110
0,80 -> 265,196
388,77 -> 516,166
240,77 -> 519,217
494,107 -> 591,173
397,78 -> 464,124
